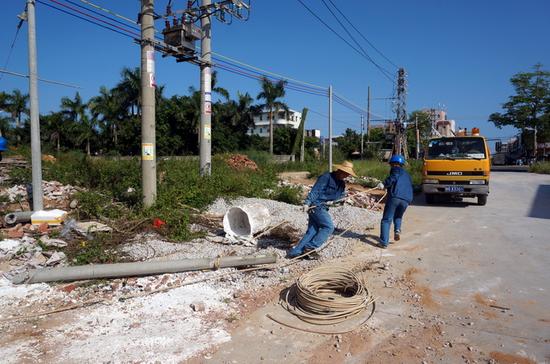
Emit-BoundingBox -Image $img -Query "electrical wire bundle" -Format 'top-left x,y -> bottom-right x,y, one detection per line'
282,265 -> 375,329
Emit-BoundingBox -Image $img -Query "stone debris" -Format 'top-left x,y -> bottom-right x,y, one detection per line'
0,180 -> 80,204
226,154 -> 259,171
190,301 -> 206,312
0,235 -> 68,279
74,221 -> 113,235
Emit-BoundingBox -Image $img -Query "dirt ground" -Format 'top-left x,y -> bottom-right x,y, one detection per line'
1,171 -> 548,363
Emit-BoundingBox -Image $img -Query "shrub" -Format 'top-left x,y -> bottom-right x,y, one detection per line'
530,161 -> 550,174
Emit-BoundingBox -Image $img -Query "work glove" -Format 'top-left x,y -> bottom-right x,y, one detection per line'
301,204 -> 310,213
377,182 -> 385,190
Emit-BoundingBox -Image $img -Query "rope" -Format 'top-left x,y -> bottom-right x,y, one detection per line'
270,265 -> 375,333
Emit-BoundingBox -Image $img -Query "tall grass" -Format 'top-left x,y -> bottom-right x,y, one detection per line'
530,161 -> 550,174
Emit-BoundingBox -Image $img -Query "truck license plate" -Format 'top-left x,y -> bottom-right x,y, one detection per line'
445,186 -> 464,193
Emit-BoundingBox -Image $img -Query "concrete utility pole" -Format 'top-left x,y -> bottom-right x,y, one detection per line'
360,114 -> 364,159
26,0 -> 43,211
415,115 -> 420,159
300,108 -> 308,162
367,86 -> 371,143
200,0 -> 212,176
328,85 -> 333,171
140,0 -> 157,207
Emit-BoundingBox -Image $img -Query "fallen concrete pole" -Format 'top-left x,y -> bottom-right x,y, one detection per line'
12,254 -> 277,284
4,211 -> 33,225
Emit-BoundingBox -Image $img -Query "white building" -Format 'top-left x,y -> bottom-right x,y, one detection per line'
306,129 -> 321,138
248,108 -> 302,137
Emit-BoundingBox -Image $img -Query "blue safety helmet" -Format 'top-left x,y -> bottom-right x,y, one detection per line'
389,154 -> 405,165
0,136 -> 8,152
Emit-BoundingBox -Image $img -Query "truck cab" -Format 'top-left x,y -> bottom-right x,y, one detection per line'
422,128 -> 491,205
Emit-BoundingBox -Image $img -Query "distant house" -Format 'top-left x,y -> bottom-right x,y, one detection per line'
248,108 -> 302,137
306,129 -> 321,139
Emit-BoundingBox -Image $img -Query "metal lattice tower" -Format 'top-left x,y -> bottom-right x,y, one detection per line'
394,68 -> 408,157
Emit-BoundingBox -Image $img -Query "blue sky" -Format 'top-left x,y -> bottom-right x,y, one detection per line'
1,0 -> 549,147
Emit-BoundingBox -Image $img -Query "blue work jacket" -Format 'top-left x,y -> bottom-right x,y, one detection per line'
305,172 -> 346,207
384,166 -> 413,203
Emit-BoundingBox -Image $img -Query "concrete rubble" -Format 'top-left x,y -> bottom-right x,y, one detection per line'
0,180 -> 80,204
0,235 -> 68,281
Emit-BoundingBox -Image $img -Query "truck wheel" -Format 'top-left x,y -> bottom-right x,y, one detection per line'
477,194 -> 487,206
425,193 -> 435,204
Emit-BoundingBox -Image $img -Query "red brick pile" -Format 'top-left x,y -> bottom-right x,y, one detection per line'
226,154 -> 258,171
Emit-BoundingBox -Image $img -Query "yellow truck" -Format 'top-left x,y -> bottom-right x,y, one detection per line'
422,128 -> 491,205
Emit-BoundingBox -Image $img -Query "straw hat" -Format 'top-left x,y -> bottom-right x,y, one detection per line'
333,160 -> 357,177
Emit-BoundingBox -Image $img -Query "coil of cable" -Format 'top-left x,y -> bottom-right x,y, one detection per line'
283,265 -> 375,326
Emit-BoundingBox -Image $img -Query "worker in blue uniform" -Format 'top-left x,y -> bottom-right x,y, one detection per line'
287,161 -> 357,259
0,136 -> 8,162
377,155 -> 413,248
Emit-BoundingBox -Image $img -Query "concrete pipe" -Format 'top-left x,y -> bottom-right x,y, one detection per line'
12,254 -> 277,284
223,203 -> 270,241
4,211 -> 34,225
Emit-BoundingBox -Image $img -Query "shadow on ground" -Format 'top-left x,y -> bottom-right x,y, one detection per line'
410,193 -> 477,208
528,184 -> 550,219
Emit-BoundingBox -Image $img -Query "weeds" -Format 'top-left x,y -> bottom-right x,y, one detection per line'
530,161 -> 550,174
65,233 -> 120,265
270,185 -> 303,205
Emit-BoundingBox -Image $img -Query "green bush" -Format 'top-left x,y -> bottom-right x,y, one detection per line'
270,185 -> 303,205
530,161 -> 550,174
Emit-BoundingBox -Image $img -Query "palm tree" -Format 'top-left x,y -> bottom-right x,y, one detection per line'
89,86 -> 124,146
60,92 -> 86,123
256,77 -> 288,155
6,89 -> 29,128
61,92 -> 95,155
116,67 -> 141,116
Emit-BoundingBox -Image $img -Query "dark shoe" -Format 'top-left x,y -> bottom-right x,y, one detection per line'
302,249 -> 320,260
394,231 -> 401,241
378,243 -> 388,249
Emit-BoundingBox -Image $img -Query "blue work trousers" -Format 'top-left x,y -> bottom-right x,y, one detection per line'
288,207 -> 334,257
380,197 -> 409,246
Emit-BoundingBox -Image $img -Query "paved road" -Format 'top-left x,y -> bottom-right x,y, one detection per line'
204,172 -> 550,363
396,171 -> 550,363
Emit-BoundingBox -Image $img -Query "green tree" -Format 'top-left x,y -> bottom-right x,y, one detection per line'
41,112 -> 66,152
256,77 -> 288,155
89,86 -> 125,148
489,64 -> 550,156
61,92 -> 97,155
6,89 -> 28,129
336,128 -> 361,158
407,110 -> 432,157
116,67 -> 141,116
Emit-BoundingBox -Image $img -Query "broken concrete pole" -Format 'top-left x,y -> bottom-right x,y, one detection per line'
12,254 -> 277,284
4,211 -> 33,225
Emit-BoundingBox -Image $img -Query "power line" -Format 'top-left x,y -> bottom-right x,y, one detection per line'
45,0 -> 141,37
319,0 -> 394,81
326,0 -> 399,69
0,68 -> 82,89
296,0 -> 395,84
77,0 -> 137,25
37,0 -> 138,39
0,7 -> 26,82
